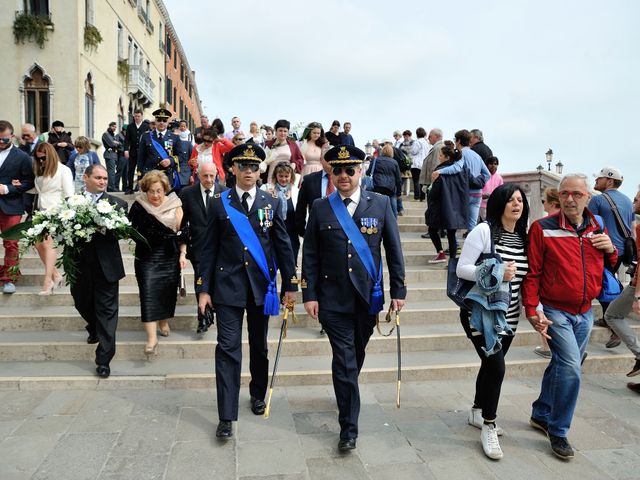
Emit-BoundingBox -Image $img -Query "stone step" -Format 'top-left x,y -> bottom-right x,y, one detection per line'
0,343 -> 632,390
0,322 -> 632,362
0,282 -> 449,307
7,264 -> 449,287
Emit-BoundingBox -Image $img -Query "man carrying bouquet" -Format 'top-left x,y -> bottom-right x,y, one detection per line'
71,164 -> 128,378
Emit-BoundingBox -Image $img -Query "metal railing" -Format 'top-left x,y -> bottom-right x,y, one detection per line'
128,65 -> 155,103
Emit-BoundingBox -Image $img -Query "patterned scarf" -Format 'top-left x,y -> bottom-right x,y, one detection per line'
274,183 -> 291,219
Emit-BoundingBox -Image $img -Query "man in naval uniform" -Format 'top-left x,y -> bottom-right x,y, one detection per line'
197,143 -> 298,439
136,108 -> 182,187
302,145 -> 406,451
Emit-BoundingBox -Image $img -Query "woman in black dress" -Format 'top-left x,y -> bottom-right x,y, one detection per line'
129,170 -> 186,356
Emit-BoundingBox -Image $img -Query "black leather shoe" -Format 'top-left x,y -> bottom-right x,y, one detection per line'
216,420 -> 233,438
96,365 -> 110,378
627,382 -> 640,394
251,397 -> 266,415
338,438 -> 356,452
87,335 -> 99,344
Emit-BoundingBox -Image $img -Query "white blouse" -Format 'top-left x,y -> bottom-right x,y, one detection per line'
35,165 -> 74,210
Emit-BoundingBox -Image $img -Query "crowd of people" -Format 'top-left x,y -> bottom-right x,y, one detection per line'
0,112 -> 638,463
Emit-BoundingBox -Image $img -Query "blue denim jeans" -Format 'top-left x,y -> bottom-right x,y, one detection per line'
396,195 -> 404,213
467,195 -> 482,231
389,196 -> 398,218
531,305 -> 593,437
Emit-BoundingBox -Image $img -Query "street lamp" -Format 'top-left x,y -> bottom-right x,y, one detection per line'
555,160 -> 564,175
545,149 -> 553,171
365,141 -> 373,156
536,164 -> 544,190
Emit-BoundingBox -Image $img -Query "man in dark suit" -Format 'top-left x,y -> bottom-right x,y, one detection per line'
0,120 -> 35,294
70,164 -> 128,378
197,144 -> 298,439
137,108 -> 181,188
295,157 -> 333,238
102,121 -> 122,192
18,123 -> 41,157
302,145 -> 406,452
123,109 -> 149,194
179,162 -> 226,333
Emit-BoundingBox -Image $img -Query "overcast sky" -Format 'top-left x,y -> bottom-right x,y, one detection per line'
164,0 -> 639,197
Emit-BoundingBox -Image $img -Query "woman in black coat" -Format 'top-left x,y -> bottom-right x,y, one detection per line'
425,144 -> 468,263
366,144 -> 402,217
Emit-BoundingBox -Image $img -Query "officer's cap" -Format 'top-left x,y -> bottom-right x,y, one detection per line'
152,108 -> 172,120
324,145 -> 366,166
229,143 -> 266,164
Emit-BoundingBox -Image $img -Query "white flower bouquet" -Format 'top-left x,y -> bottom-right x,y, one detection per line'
1,194 -> 146,286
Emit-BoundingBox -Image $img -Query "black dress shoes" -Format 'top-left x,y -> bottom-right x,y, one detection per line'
251,397 -> 266,415
87,334 -> 99,344
338,438 -> 357,452
96,365 -> 110,378
216,420 -> 233,438
628,383 -> 640,394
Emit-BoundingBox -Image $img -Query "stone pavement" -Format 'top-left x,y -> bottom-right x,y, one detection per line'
1,374 -> 639,480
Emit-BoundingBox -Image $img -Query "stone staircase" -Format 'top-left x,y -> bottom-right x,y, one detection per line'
0,198 -> 635,390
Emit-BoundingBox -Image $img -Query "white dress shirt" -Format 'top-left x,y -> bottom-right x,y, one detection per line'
200,183 -> 213,208
339,187 -> 361,217
235,185 -> 257,211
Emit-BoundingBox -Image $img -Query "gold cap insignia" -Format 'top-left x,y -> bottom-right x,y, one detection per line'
290,276 -> 299,284
337,146 -> 350,160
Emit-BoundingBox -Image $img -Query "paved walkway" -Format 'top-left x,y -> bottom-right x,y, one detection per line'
1,374 -> 639,480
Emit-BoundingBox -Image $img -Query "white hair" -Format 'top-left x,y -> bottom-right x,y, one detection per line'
559,173 -> 589,190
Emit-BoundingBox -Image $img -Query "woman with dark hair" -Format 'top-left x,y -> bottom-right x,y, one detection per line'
456,183 -> 530,460
300,122 -> 329,177
426,145 -> 468,263
187,127 -> 233,185
264,119 -> 304,181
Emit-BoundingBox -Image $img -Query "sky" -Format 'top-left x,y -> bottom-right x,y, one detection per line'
164,0 -> 640,197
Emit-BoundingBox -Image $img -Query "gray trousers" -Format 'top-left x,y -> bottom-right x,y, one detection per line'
604,284 -> 640,360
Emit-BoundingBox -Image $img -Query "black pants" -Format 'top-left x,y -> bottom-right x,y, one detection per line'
460,309 -> 513,421
319,302 -> 376,440
125,152 -> 137,191
115,154 -> 127,190
70,264 -> 120,367
411,168 -> 424,200
214,293 -> 269,421
429,227 -> 457,258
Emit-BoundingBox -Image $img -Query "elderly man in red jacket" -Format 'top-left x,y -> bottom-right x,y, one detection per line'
523,173 -> 617,460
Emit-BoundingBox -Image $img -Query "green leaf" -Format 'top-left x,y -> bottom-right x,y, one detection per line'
0,221 -> 33,240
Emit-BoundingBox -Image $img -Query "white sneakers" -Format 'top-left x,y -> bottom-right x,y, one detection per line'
481,423 -> 503,460
468,407 -> 503,436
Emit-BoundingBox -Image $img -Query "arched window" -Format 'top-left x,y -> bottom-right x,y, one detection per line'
84,73 -> 95,138
23,65 -> 51,133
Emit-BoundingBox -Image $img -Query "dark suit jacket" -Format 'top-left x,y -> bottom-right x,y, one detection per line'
196,188 -> 298,307
124,121 -> 149,158
471,141 -> 493,162
77,193 -> 128,283
295,170 -> 324,238
179,183 -> 226,262
0,146 -> 35,216
302,191 -> 406,313
137,130 -> 181,175
18,141 -> 39,158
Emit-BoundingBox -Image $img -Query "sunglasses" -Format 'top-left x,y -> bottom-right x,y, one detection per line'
236,163 -> 259,172
36,155 -> 46,160
332,167 -> 356,177
202,139 -> 213,144
559,190 -> 587,200
0,137 -> 12,144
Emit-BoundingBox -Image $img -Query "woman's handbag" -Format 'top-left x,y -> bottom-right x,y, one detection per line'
362,156 -> 378,191
446,224 -> 502,309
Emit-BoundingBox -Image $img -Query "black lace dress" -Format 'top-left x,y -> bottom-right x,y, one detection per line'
128,200 -> 181,322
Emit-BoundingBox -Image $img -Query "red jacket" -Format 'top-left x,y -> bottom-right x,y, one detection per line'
522,209 -> 618,317
188,138 -> 233,182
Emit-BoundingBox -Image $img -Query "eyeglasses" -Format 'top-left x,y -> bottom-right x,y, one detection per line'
541,199 -> 546,204
559,190 -> 587,200
36,155 -> 46,160
236,163 -> 259,172
202,139 -> 213,145
156,119 -> 168,123
21,134 -> 32,139
236,138 -> 245,142
0,137 -> 12,144
332,167 -> 356,177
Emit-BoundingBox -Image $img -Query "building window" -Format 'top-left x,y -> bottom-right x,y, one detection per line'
24,0 -> 49,15
85,0 -> 95,25
180,63 -> 184,82
166,34 -> 171,57
173,51 -> 177,70
180,99 -> 184,120
84,74 -> 95,139
166,78 -> 172,104
173,87 -> 177,110
159,77 -> 162,104
23,65 -> 50,133
117,23 -> 123,58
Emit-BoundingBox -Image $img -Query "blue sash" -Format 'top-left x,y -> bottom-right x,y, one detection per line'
221,193 -> 280,315
327,192 -> 384,314
149,132 -> 180,190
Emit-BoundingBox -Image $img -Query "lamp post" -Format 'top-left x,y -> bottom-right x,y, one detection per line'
555,160 -> 564,175
365,141 -> 373,156
545,148 -> 553,171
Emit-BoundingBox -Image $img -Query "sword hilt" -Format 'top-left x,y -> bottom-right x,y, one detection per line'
264,388 -> 274,419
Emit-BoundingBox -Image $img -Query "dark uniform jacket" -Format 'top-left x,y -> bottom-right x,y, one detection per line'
79,193 -> 128,282
179,183 -> 227,262
196,188 -> 298,307
47,131 -> 74,165
302,191 -> 406,313
137,130 -> 181,175
124,121 -> 149,159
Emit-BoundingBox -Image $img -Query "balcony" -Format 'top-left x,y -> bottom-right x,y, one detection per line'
128,65 -> 155,107
127,0 -> 136,6
146,18 -> 154,34
137,5 -> 147,23
159,39 -> 165,54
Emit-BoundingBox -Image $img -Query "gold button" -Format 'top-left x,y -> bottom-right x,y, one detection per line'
244,247 -> 248,251
348,254 -> 352,258
219,267 -> 223,271
348,268 -> 353,272
324,275 -> 328,279
347,240 -> 351,244
245,262 -> 249,266
328,225 -> 332,229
